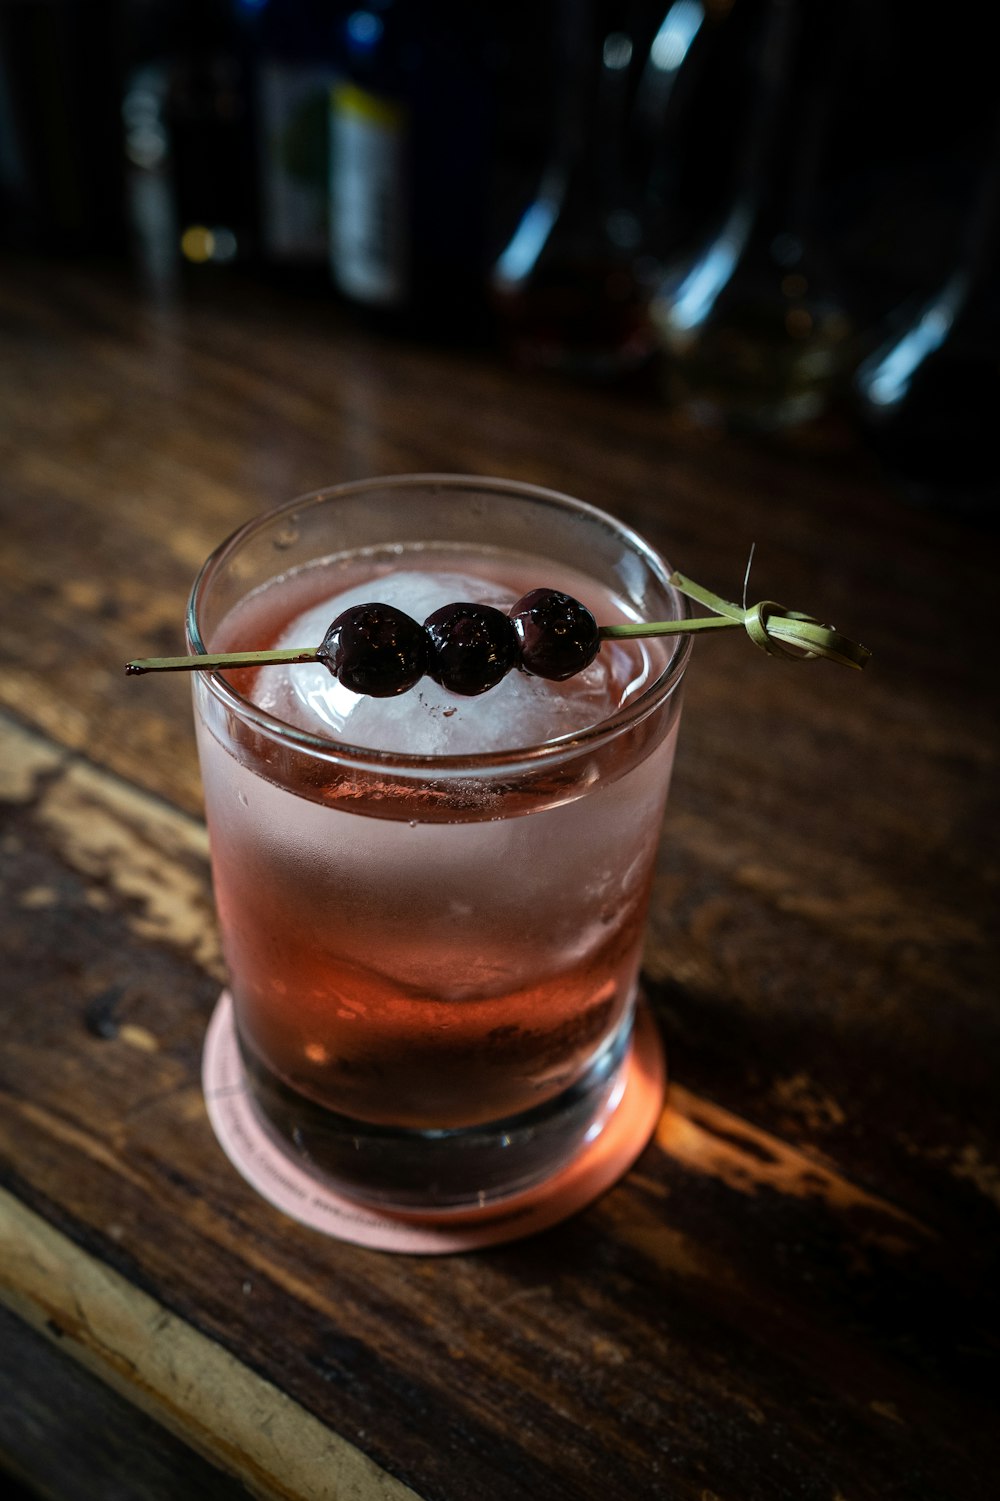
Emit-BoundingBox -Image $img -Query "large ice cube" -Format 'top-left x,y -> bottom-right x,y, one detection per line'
254,570 -> 641,754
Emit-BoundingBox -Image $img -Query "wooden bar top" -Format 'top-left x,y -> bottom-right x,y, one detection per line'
1,255 -> 998,1501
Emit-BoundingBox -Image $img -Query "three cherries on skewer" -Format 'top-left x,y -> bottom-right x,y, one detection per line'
126,579 -> 872,687
329,590 -> 600,697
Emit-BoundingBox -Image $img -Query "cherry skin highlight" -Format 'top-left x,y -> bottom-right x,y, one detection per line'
319,603 -> 429,697
510,589 -> 601,681
424,602 -> 521,696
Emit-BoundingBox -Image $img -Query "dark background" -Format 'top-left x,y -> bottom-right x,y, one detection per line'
1,1 -> 992,299
1,0 -> 996,513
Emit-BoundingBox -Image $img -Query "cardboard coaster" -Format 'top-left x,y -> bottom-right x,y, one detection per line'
203,991 -> 665,1254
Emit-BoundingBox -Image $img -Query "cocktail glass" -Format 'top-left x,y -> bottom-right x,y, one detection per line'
188,475 -> 689,1211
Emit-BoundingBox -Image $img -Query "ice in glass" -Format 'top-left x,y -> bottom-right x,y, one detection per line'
189,477 -> 689,1209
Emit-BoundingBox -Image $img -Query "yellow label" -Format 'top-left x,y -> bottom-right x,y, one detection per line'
331,81 -> 403,131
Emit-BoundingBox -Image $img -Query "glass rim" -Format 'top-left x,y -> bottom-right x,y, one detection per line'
187,473 -> 691,773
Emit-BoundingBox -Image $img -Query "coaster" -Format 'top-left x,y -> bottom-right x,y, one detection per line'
203,991 -> 666,1254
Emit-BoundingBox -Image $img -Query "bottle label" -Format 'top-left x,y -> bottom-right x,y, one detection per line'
329,82 -> 407,306
259,63 -> 337,262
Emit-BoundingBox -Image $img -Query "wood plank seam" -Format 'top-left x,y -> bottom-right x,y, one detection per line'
0,1191 -> 423,1501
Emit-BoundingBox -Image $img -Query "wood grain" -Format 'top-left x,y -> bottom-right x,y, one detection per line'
0,1301 -> 256,1501
1,1192 -> 419,1501
2,257 -> 999,1501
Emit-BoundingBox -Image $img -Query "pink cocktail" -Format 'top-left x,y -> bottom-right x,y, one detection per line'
189,476 -> 688,1209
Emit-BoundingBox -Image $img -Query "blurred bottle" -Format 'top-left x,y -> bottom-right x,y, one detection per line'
328,0 -> 496,337
122,0 -> 257,281
853,144 -> 999,522
491,0 -> 655,379
649,0 -> 855,430
244,0 -> 337,279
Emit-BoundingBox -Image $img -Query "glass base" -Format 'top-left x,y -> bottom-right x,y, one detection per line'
238,1014 -> 635,1212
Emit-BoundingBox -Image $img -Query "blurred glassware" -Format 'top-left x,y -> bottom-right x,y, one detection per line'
649,0 -> 856,431
633,0 -> 733,269
853,142 -> 999,523
491,0 -> 662,379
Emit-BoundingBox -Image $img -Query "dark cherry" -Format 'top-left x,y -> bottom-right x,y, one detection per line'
424,602 -> 521,696
319,603 -> 429,697
509,589 -> 600,681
